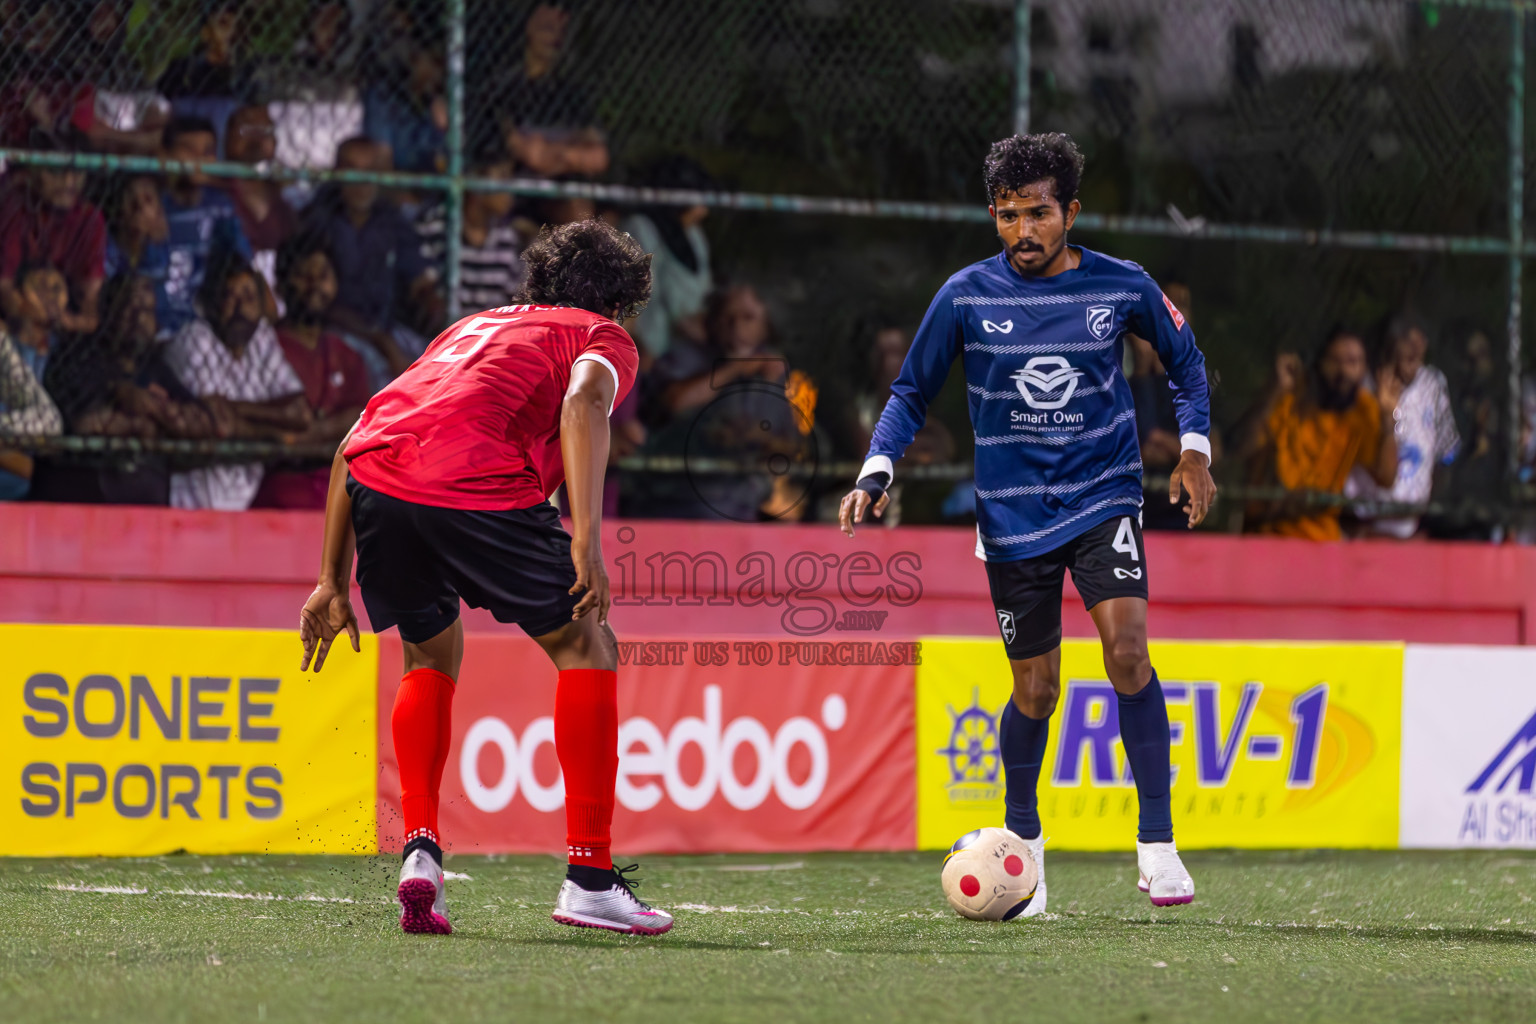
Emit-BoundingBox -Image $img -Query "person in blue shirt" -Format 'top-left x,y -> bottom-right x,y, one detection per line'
103,174 -> 172,339
159,116 -> 254,337
839,133 -> 1216,917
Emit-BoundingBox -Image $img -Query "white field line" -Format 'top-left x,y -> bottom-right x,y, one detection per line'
443,871 -> 473,880
48,882 -> 359,904
711,862 -> 806,873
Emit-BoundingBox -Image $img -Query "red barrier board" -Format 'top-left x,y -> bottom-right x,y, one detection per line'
374,634 -> 917,855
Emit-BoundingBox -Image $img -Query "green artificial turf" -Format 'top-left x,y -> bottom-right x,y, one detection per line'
3,850 -> 1535,1023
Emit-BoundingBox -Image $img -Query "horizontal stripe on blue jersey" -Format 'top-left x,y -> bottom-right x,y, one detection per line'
975,461 -> 1145,500
974,408 -> 1137,446
951,291 -> 1140,307
981,496 -> 1143,549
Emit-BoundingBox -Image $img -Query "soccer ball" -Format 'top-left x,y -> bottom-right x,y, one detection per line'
941,827 -> 1038,921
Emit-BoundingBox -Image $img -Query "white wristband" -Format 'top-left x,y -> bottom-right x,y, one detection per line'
1180,433 -> 1212,460
859,454 -> 895,482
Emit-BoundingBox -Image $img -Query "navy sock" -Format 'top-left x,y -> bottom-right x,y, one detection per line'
1000,698 -> 1049,840
1118,669 -> 1173,843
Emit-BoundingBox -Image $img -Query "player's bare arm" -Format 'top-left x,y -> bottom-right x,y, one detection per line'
300,422 -> 362,672
561,356 -> 619,623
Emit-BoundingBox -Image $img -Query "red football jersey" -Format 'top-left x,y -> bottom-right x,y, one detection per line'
344,305 -> 639,510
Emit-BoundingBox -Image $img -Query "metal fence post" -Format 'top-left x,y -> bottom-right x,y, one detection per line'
445,0 -> 467,323
1509,8 -> 1526,517
1014,0 -> 1031,136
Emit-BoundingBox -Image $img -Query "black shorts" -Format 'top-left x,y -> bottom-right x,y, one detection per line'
984,512 -> 1149,660
348,476 -> 580,643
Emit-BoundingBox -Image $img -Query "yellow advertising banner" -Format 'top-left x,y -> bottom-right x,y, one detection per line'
2,625 -> 378,855
917,639 -> 1402,851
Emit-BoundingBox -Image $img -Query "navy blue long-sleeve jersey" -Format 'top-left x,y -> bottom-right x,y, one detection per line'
863,247 -> 1211,562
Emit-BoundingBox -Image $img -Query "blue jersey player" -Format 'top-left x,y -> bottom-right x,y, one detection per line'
839,133 -> 1217,914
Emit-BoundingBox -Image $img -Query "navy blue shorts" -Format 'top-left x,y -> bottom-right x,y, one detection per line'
348,476 -> 580,643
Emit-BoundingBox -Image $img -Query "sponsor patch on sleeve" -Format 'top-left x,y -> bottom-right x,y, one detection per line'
1161,292 -> 1186,331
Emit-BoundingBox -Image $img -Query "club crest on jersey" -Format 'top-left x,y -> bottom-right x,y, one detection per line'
1085,304 -> 1115,341
996,610 -> 1017,645
982,319 -> 1014,334
1011,355 -> 1084,410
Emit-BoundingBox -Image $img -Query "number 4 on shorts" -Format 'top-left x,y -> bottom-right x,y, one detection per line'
1112,517 -> 1139,561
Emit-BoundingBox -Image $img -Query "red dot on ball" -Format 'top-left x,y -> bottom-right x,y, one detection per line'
960,874 -> 981,897
1004,855 -> 1025,876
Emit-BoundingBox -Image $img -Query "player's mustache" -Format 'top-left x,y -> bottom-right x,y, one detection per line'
1010,240 -> 1044,254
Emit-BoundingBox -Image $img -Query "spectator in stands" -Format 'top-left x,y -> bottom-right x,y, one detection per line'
103,174 -> 172,337
0,145 -> 106,335
157,0 -> 253,157
72,0 -> 169,153
1439,327 -> 1507,539
252,234 -> 371,508
363,38 -> 448,176
1346,314 -> 1459,538
35,274 -> 221,504
164,252 -> 309,510
225,104 -> 297,297
476,1 -> 609,179
161,116 -> 255,336
1128,280 -> 1201,530
5,264 -> 68,382
1235,328 -> 1398,540
641,284 -> 811,520
417,144 -> 526,314
0,322 -> 64,501
299,136 -> 441,389
0,1 -> 96,147
620,157 -> 715,363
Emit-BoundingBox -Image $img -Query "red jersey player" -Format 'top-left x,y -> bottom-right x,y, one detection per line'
297,220 -> 672,936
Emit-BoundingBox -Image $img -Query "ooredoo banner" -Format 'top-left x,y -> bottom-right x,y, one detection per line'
1401,645 -> 1536,849
2,625 -> 378,856
376,634 -> 917,854
916,639 -> 1402,850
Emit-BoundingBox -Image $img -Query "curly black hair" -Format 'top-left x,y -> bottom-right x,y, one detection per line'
519,218 -> 652,320
983,132 -> 1085,207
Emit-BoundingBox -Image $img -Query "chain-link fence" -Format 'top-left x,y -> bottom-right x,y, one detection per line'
0,0 -> 1533,536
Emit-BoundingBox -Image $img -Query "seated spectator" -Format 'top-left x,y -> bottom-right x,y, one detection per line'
0,322 -> 65,501
417,144 -> 526,314
225,104 -> 297,298
252,234 -> 371,508
1,1 -> 97,147
639,284 -> 813,521
73,0 -> 169,154
157,0 -> 253,157
260,0 -> 364,171
473,2 -> 609,179
160,116 -> 255,336
363,41 -> 447,176
164,253 -> 310,511
4,263 -> 68,381
0,142 -> 106,335
102,173 -> 172,337
299,136 -> 442,389
840,319 -> 954,527
620,157 -> 716,363
35,273 -> 221,504
1235,328 -> 1398,540
1345,314 -> 1459,538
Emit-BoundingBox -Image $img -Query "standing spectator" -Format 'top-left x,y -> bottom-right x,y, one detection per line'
0,144 -> 106,335
299,136 -> 442,389
363,42 -> 448,176
225,104 -> 297,298
620,157 -> 715,363
160,116 -> 255,336
35,274 -> 222,504
0,322 -> 64,501
157,0 -> 253,157
252,235 -> 371,508
474,1 -> 609,178
164,253 -> 309,510
416,145 -> 526,314
1346,314 -> 1460,538
103,174 -> 172,337
1235,329 -> 1398,540
1438,327 -> 1507,539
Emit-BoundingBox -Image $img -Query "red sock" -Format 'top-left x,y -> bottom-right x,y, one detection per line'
392,668 -> 456,847
555,668 -> 618,870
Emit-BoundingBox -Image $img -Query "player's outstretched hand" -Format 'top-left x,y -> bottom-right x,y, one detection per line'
838,487 -> 890,538
1168,450 -> 1217,529
300,582 -> 361,673
569,539 -> 611,625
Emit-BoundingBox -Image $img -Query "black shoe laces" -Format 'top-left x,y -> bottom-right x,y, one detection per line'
613,863 -> 653,909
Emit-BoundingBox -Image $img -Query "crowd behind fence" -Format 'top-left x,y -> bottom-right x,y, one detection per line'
1,0 -> 1535,541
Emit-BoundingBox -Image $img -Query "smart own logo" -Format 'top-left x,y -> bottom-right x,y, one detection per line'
1011,356 -> 1084,410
